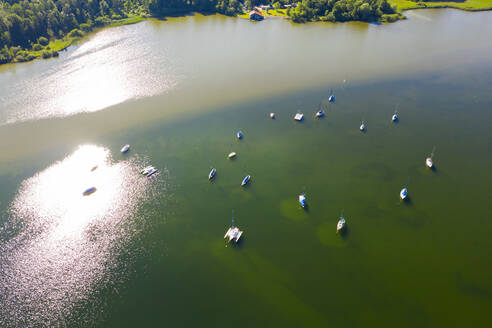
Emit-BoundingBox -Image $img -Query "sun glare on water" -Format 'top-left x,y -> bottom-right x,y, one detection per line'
0,145 -> 162,327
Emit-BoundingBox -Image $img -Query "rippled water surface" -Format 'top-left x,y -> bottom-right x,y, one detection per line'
0,9 -> 491,328
0,145 -> 165,326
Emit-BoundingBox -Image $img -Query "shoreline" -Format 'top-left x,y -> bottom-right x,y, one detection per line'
390,0 -> 492,12
2,3 -> 491,67
3,16 -> 146,65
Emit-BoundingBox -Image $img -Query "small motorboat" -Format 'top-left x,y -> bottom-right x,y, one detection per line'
400,185 -> 408,200
299,193 -> 306,208
294,113 -> 304,121
209,168 -> 216,180
392,111 -> 399,122
237,131 -> 243,139
141,166 -> 157,177
120,144 -> 130,153
337,212 -> 346,233
315,110 -> 324,118
145,167 -> 157,177
241,175 -> 251,186
83,187 -> 97,196
141,166 -> 153,174
328,95 -> 335,103
224,212 -> 243,243
270,113 -> 275,119
228,152 -> 237,159
426,157 -> 433,168
360,121 -> 365,131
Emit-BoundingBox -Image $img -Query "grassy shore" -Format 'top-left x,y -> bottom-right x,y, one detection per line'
389,0 -> 492,11
238,1 -> 491,22
108,16 -> 147,27
10,16 -> 146,64
237,9 -> 289,19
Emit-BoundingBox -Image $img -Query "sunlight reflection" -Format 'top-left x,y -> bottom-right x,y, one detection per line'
0,145 -> 162,327
59,65 -> 130,116
15,145 -> 130,239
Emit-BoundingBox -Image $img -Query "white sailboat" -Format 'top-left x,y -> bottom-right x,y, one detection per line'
426,157 -> 433,168
400,182 -> 408,200
426,147 -> 435,168
315,103 -> 325,118
270,112 -> 275,119
299,193 -> 306,208
241,175 -> 251,186
392,110 -> 399,122
224,211 -> 243,243
328,90 -> 335,103
337,210 -> 346,233
360,121 -> 365,131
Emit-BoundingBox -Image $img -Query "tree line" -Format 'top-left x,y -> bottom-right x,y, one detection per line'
0,0 -> 399,65
287,0 -> 397,23
0,0 -> 243,64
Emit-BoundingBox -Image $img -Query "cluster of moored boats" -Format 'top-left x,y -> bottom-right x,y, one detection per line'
82,143 -> 158,196
219,93 -> 437,244
83,92 -> 437,245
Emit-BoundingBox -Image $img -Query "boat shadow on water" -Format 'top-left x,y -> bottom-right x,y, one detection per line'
339,225 -> 349,239
227,238 -> 245,249
241,180 -> 252,189
400,195 -> 413,206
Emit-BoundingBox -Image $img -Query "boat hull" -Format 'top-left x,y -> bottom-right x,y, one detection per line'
400,188 -> 407,200
120,144 -> 130,153
241,175 -> 251,186
224,227 -> 243,243
337,219 -> 345,232
294,113 -> 304,121
299,195 -> 306,208
83,187 -> 96,196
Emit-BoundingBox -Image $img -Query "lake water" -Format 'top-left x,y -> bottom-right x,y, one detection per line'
0,9 -> 491,328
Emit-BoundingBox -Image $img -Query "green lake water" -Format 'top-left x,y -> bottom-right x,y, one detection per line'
0,9 -> 491,328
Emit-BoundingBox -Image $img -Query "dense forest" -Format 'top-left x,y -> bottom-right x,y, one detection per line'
0,0 -> 243,64
287,0 -> 398,23
0,0 -> 399,65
